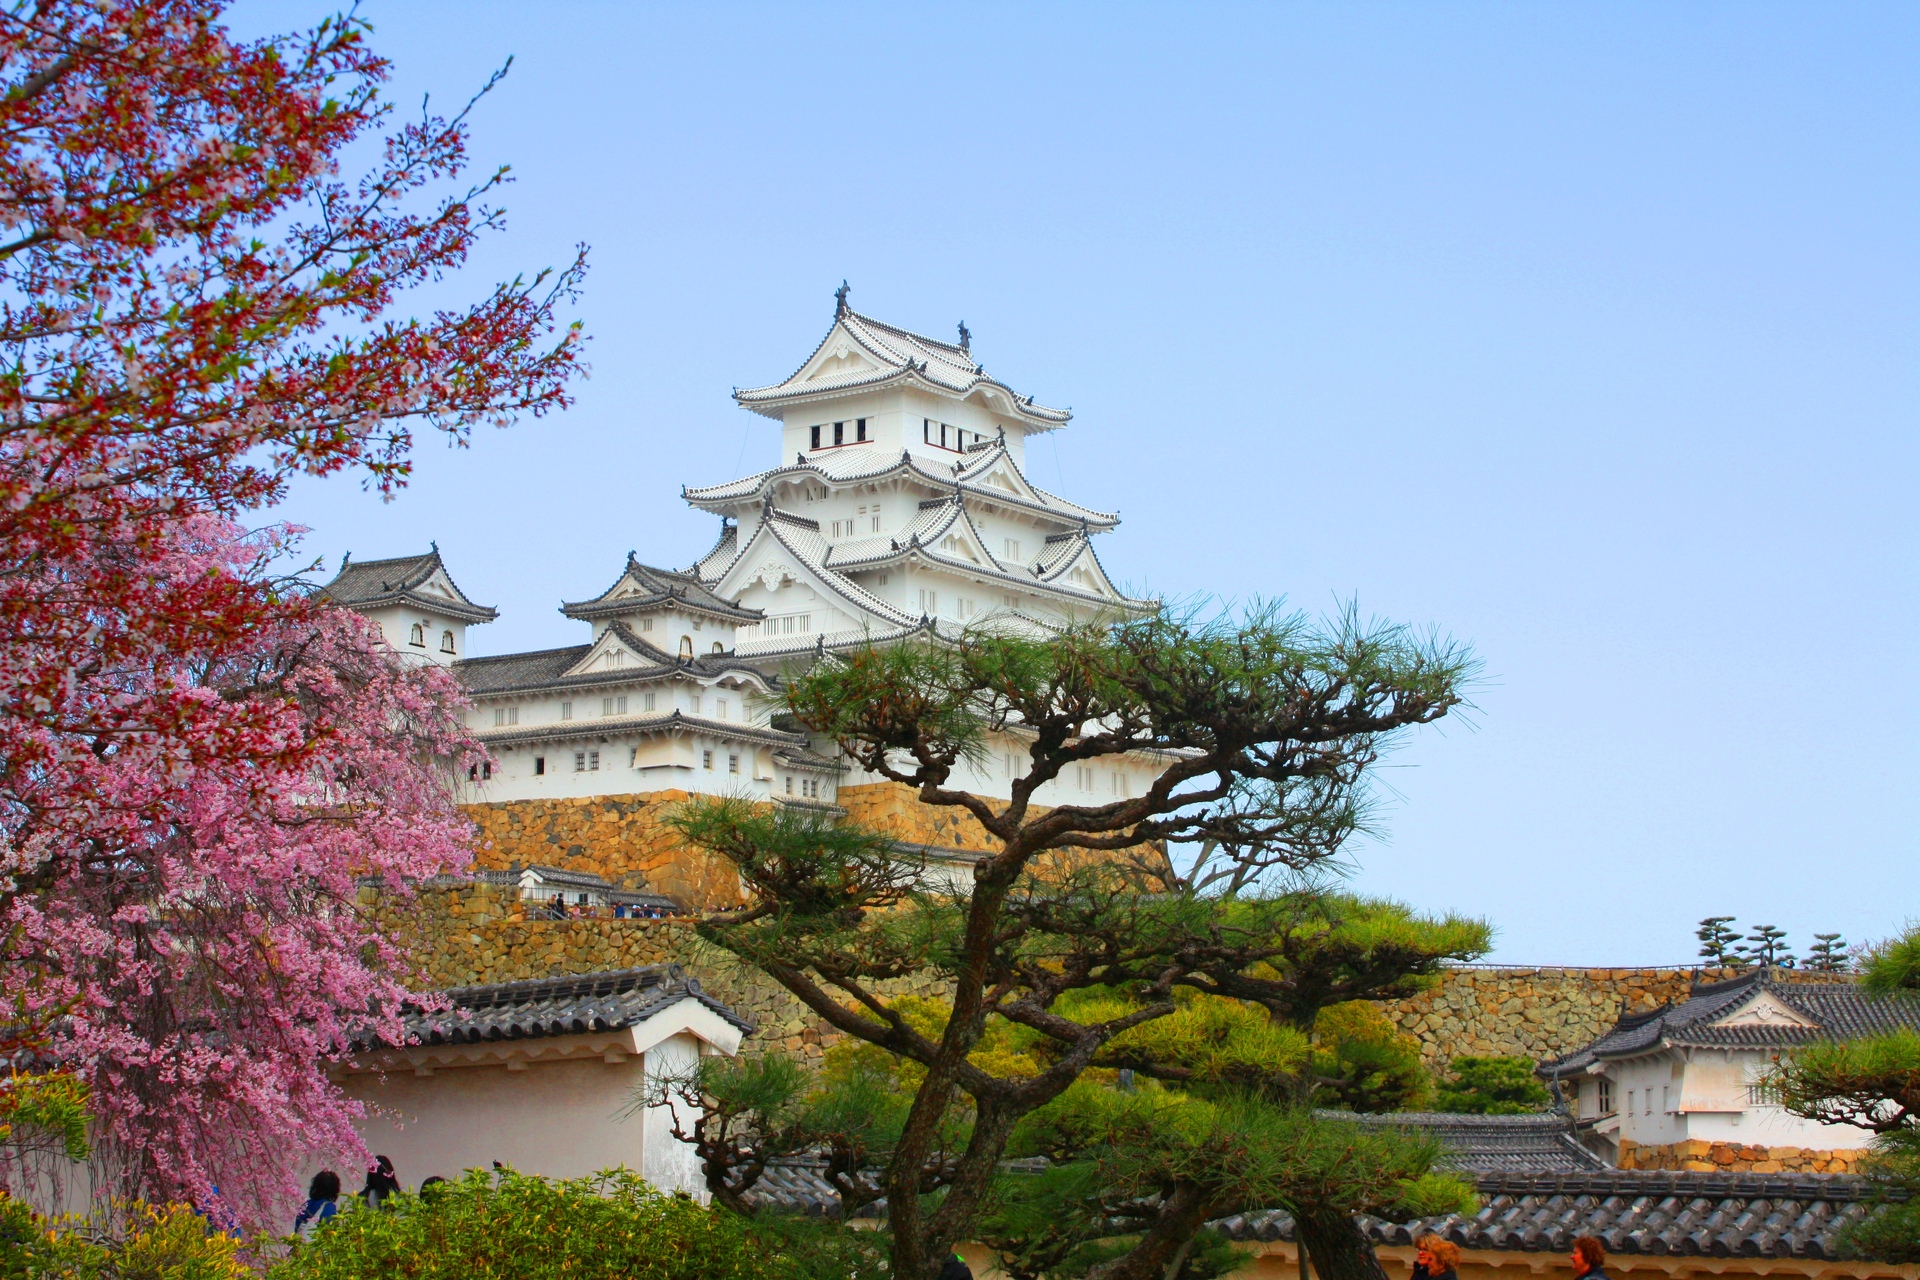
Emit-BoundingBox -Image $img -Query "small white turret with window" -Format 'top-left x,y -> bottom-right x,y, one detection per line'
318,545 -> 497,664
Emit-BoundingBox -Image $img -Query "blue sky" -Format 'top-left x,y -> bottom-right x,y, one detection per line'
249,3 -> 1918,965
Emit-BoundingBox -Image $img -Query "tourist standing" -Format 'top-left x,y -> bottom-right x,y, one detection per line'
1413,1235 -> 1460,1280
361,1154 -> 402,1209
1571,1236 -> 1609,1280
294,1171 -> 341,1236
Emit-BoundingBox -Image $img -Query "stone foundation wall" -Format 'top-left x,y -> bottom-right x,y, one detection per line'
387,876 -> 1755,1075
462,791 -> 743,908
1385,966 -> 1744,1070
1619,1138 -> 1867,1175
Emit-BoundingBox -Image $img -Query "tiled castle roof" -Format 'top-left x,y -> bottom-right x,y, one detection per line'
395,965 -> 752,1047
734,306 -> 1070,425
1213,1171 -> 1903,1262
318,548 -> 497,623
684,438 -> 1117,530
562,554 -> 762,624
1542,968 -> 1920,1074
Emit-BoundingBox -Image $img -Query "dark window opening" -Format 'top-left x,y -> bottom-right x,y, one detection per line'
833,421 -> 844,446
810,424 -> 821,450
533,756 -> 546,776
856,418 -> 867,441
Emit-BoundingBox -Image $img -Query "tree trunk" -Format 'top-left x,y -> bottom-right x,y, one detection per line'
1084,1184 -> 1214,1280
1294,1211 -> 1389,1280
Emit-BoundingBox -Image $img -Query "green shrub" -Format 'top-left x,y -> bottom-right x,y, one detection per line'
1311,1002 -> 1433,1113
0,1194 -> 249,1280
1433,1056 -> 1550,1115
272,1167 -> 877,1280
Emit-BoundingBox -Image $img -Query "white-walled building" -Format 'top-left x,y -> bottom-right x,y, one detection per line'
321,292 -> 1176,818
1543,967 -> 1920,1170
342,966 -> 747,1199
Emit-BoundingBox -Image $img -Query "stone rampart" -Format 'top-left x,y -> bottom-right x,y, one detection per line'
1619,1138 -> 1867,1175
386,879 -> 1757,1071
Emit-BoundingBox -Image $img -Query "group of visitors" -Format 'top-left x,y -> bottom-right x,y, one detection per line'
1413,1232 -> 1611,1280
293,1156 -> 450,1236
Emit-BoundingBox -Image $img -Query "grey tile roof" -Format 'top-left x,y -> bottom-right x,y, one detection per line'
478,709 -> 808,751
739,1156 -> 881,1218
396,965 -> 752,1047
684,438 -> 1118,530
563,554 -> 763,623
1213,1171 -> 1901,1261
1339,1112 -> 1609,1175
1543,969 -> 1920,1072
318,549 -> 498,623
734,307 -> 1071,426
453,628 -> 774,699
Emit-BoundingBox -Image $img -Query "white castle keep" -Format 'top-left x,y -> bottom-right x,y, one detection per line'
323,291 -> 1163,817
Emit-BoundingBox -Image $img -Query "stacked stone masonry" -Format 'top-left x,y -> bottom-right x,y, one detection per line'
1617,1137 -> 1865,1175
440,793 -> 1822,1081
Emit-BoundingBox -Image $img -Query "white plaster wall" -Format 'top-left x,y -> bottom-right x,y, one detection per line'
1598,1050 -> 1880,1153
345,1055 -> 653,1187
640,1033 -> 707,1202
365,604 -> 466,664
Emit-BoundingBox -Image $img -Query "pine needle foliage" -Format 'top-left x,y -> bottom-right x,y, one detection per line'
673,605 -> 1485,1280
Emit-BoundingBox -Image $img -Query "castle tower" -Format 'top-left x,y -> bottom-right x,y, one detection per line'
683,290 -> 1150,659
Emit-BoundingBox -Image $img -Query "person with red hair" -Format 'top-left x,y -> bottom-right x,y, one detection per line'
1571,1236 -> 1609,1280
1414,1235 -> 1460,1280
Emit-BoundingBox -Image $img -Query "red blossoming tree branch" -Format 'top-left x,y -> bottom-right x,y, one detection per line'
0,0 -> 587,1225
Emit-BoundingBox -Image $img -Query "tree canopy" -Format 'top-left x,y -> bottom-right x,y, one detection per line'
671,607 -> 1486,1280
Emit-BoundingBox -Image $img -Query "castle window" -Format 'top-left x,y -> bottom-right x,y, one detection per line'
1597,1079 -> 1611,1113
467,762 -> 493,781
856,418 -> 867,442
560,701 -> 573,721
440,630 -> 456,654
603,696 -> 627,716
643,692 -> 656,711
712,641 -> 724,654
1004,538 -> 1022,562
716,698 -> 729,720
810,425 -> 821,450
574,750 -> 599,772
640,617 -> 653,632
918,588 -> 938,615
702,749 -> 714,771
690,694 -> 702,715
533,756 -> 545,775
877,573 -> 890,586
833,421 -> 844,446
409,623 -> 425,647
870,506 -> 882,532
785,776 -> 793,795
728,753 -> 739,774
679,636 -> 694,659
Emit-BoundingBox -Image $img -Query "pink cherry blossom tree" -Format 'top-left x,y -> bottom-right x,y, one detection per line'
0,0 -> 586,1227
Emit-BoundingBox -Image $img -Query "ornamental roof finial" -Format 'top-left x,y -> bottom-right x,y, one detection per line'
834,281 -> 850,316
430,540 -> 439,553
957,321 -> 970,351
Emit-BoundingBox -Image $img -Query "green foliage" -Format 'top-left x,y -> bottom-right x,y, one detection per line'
1311,1002 -> 1432,1114
1433,1056 -> 1551,1116
0,1071 -> 91,1164
0,1195 -> 250,1280
271,1167 -> 874,1280
1806,933 -> 1850,973
1836,1128 -> 1920,1263
1860,923 -> 1920,996
1696,916 -> 1740,965
1382,1172 -> 1480,1220
1770,1029 -> 1920,1133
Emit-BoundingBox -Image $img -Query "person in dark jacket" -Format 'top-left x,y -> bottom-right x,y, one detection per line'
361,1154 -> 401,1208
937,1250 -> 973,1280
1412,1235 -> 1459,1280
1572,1235 -> 1610,1280
293,1170 -> 340,1236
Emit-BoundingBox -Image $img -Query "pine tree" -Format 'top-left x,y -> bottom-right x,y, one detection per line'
1743,924 -> 1793,967
1696,916 -> 1741,964
1806,933 -> 1850,972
